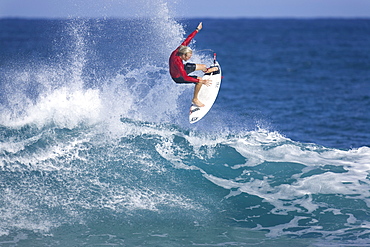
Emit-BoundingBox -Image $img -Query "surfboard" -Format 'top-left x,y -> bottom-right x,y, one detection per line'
189,54 -> 222,124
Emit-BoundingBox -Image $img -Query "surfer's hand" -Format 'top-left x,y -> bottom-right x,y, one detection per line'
196,22 -> 202,31
199,79 -> 211,86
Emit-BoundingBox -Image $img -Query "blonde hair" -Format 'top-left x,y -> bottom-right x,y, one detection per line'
178,45 -> 192,56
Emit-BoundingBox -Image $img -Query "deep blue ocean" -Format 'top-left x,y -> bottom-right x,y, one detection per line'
1,8 -> 370,247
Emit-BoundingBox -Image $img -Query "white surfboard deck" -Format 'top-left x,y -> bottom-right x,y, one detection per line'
189,60 -> 222,124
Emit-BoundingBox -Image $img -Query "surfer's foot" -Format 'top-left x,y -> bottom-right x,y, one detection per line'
205,67 -> 219,73
192,99 -> 205,107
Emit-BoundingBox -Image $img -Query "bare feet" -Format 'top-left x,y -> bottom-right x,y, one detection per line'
192,98 -> 205,107
205,67 -> 219,73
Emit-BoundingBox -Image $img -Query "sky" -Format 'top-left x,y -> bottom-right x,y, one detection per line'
0,0 -> 370,19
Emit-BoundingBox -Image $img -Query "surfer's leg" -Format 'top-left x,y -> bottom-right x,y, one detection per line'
195,64 -> 207,72
192,82 -> 205,107
196,64 -> 219,73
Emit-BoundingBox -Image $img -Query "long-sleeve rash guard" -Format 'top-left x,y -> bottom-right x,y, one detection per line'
169,30 -> 200,83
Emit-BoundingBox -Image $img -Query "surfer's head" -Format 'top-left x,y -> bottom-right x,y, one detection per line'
178,46 -> 193,61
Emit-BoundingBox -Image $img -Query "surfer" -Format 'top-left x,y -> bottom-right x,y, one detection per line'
169,22 -> 218,107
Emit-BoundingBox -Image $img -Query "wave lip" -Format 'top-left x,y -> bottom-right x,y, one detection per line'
1,87 -> 103,129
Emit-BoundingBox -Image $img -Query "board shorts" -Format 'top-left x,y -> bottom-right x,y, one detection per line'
172,63 -> 197,84
184,63 -> 196,74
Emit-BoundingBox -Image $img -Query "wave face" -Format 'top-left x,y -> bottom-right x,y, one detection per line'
1,2 -> 370,246
1,121 -> 370,246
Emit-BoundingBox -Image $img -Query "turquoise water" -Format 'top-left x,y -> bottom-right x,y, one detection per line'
1,6 -> 370,247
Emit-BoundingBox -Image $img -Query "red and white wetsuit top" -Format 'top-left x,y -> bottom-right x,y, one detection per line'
169,30 -> 200,83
